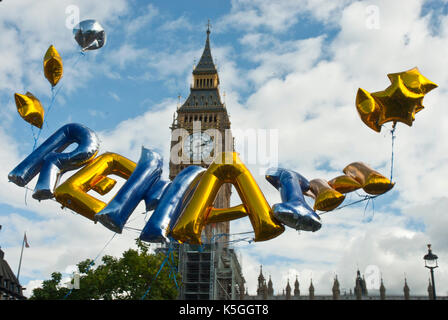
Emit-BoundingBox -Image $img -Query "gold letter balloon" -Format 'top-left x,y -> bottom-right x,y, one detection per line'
170,152 -> 285,244
54,153 -> 136,221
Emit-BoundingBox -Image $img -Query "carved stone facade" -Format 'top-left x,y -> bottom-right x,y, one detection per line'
0,249 -> 26,300
173,25 -> 244,300
244,266 -> 447,300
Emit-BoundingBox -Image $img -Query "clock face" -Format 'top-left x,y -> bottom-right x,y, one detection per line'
184,132 -> 214,161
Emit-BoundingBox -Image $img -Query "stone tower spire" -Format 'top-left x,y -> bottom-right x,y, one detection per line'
379,278 -> 386,300
332,275 -> 340,300
193,20 -> 218,76
267,275 -> 274,297
309,279 -> 315,300
294,275 -> 300,297
403,278 -> 410,300
362,274 -> 368,296
257,265 -> 267,298
285,279 -> 291,300
355,270 -> 363,300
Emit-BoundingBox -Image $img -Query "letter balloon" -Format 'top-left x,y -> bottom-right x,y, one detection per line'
171,152 -> 284,244
139,165 -> 206,243
95,147 -> 163,234
54,152 -> 136,220
343,162 -> 394,195
8,123 -> 99,200
265,168 -> 321,232
309,179 -> 345,212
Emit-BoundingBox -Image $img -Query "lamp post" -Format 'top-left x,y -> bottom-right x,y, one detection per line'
423,244 -> 438,300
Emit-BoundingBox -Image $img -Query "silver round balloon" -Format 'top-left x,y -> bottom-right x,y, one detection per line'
73,19 -> 106,51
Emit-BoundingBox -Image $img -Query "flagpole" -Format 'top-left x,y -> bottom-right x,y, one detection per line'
17,233 -> 25,283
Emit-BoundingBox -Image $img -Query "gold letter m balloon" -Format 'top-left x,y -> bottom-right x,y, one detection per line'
171,152 -> 285,244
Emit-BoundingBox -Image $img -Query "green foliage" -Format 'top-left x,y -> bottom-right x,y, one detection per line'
30,240 -> 180,300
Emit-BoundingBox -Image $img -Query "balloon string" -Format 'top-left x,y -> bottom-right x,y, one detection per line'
319,194 -> 379,216
63,232 -> 117,300
389,122 -> 397,183
31,51 -> 85,152
319,123 -> 397,218
362,196 -> 375,223
141,243 -> 178,300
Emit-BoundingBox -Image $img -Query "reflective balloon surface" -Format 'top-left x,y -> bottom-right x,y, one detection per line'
343,162 -> 394,195
54,152 -> 136,220
171,152 -> 284,244
73,20 -> 106,51
309,179 -> 345,212
140,165 -> 205,243
356,88 -> 381,133
14,92 -> 44,128
8,123 -> 99,200
373,77 -> 424,127
328,175 -> 362,194
43,45 -> 63,87
144,179 -> 171,212
265,168 -> 321,232
96,148 -> 163,233
356,67 -> 437,132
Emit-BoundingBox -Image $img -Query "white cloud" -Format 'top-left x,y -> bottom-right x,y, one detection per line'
159,15 -> 193,32
125,3 -> 159,35
217,0 -> 354,33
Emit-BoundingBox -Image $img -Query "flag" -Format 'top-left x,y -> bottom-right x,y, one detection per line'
24,233 -> 30,248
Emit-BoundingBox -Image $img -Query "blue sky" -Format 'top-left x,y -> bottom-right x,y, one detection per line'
1,0 -> 448,297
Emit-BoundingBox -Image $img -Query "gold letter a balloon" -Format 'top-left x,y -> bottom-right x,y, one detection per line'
43,45 -> 63,87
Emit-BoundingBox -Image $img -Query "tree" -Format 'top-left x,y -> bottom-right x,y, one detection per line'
30,240 -> 180,300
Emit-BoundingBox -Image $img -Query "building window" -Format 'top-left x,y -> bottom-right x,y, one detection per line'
214,116 -> 217,122
194,115 -> 198,121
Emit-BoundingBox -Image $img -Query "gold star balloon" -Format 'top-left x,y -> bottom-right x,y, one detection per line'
372,76 -> 424,127
387,67 -> 438,95
387,67 -> 438,114
356,67 -> 437,132
14,92 -> 45,129
355,88 -> 382,132
43,45 -> 63,87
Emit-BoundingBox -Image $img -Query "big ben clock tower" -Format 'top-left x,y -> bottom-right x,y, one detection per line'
169,23 -> 245,300
169,22 -> 232,242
